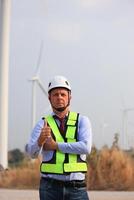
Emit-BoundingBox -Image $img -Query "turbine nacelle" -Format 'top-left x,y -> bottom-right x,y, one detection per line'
31,76 -> 40,81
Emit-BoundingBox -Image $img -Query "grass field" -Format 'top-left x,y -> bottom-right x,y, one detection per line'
0,146 -> 134,190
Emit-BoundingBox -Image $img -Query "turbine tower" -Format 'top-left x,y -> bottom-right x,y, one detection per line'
0,0 -> 11,169
122,107 -> 134,150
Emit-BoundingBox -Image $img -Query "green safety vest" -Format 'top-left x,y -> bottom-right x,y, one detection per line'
40,112 -> 87,174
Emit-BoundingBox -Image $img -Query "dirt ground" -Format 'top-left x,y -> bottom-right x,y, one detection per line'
0,189 -> 134,200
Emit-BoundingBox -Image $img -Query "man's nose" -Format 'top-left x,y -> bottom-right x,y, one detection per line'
57,94 -> 62,98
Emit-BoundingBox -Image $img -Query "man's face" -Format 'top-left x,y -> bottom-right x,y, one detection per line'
49,88 -> 71,111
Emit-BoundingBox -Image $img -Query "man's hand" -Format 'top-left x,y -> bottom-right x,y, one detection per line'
43,137 -> 58,150
38,121 -> 51,147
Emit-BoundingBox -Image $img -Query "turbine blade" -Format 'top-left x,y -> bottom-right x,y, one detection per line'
120,93 -> 126,109
37,79 -> 47,96
126,108 -> 134,111
35,40 -> 44,76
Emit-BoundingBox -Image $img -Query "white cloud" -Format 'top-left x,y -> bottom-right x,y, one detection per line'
48,22 -> 81,43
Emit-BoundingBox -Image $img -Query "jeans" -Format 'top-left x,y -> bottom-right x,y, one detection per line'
39,178 -> 89,200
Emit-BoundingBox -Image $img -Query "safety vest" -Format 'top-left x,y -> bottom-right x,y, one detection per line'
40,112 -> 87,174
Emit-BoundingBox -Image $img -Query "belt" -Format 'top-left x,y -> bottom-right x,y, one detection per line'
41,177 -> 86,188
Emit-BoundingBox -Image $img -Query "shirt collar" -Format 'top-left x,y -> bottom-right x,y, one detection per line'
52,111 -> 69,119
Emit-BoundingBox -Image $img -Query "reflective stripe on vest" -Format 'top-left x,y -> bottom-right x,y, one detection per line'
40,112 -> 87,174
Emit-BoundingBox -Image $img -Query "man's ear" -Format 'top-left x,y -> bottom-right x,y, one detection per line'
48,94 -> 51,101
69,92 -> 72,100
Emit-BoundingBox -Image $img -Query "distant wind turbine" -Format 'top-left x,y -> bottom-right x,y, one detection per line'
100,120 -> 109,146
122,107 -> 134,149
29,41 -> 48,128
120,94 -> 134,149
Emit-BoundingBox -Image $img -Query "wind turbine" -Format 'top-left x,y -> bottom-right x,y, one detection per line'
0,0 -> 11,169
122,107 -> 134,150
29,41 -> 49,128
100,118 -> 109,146
120,94 -> 134,149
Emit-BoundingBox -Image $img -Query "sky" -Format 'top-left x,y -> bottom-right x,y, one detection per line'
2,0 -> 134,151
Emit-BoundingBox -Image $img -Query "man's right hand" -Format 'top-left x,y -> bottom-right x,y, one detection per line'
38,121 -> 51,147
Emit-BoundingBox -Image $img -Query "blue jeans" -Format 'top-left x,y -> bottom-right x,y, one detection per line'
39,178 -> 89,200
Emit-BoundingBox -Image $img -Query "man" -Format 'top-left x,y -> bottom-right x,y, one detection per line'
26,75 -> 92,200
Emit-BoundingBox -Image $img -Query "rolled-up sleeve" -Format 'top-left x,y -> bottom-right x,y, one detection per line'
25,119 -> 44,158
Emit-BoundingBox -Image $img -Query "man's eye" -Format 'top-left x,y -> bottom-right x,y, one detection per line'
61,94 -> 66,97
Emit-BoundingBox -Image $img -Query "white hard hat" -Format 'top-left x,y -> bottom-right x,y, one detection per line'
48,75 -> 71,93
